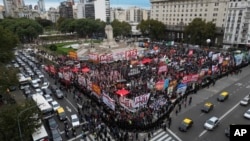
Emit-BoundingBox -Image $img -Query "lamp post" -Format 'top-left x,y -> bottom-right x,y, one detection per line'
17,104 -> 39,141
187,35 -> 191,47
206,39 -> 211,48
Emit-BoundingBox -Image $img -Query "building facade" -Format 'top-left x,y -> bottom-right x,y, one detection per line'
110,8 -> 127,22
223,0 -> 250,47
47,7 -> 60,23
76,0 -> 110,22
59,1 -> 73,18
150,0 -> 228,44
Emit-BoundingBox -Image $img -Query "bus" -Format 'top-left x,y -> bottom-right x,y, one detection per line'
32,94 -> 53,119
32,123 -> 49,141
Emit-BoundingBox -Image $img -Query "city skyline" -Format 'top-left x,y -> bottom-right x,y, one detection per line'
0,0 -> 150,10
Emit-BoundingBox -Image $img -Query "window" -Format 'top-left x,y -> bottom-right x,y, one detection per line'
204,14 -> 207,16
213,13 -> 218,16
215,3 -> 219,6
235,3 -> 237,7
205,9 -> 207,12
200,9 -> 203,12
214,8 -> 218,11
190,14 -> 192,16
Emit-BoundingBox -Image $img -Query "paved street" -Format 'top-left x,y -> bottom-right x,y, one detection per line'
165,65 -> 250,141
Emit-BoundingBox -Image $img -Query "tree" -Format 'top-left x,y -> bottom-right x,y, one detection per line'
49,44 -> 57,51
0,100 -> 42,141
137,19 -> 166,40
184,18 -> 216,46
111,20 -> 131,38
0,26 -> 19,64
0,18 -> 43,43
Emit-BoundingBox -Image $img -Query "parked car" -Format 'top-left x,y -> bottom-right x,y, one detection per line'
55,89 -> 64,99
44,94 -> 53,103
41,82 -> 49,89
51,101 -> 60,112
51,128 -> 62,141
204,116 -> 220,130
43,88 -> 52,96
23,87 -> 31,96
35,88 -> 43,95
50,85 -> 58,93
48,117 -> 58,130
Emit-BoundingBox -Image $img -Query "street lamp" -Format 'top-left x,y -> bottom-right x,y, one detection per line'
206,39 -> 211,48
17,104 -> 40,141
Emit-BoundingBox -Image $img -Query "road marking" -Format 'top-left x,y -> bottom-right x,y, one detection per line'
166,128 -> 182,141
198,130 -> 207,137
64,97 -> 78,112
199,101 -> 239,138
199,113 -> 204,116
246,85 -> 250,89
66,106 -> 72,112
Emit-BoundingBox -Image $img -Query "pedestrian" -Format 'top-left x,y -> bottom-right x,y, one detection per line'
184,101 -> 186,108
175,109 -> 178,115
178,103 -> 181,112
189,97 -> 192,105
168,117 -> 172,128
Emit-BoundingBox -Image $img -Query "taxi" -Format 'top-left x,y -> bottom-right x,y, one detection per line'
201,102 -> 214,113
56,107 -> 66,121
179,118 -> 193,132
217,91 -> 229,102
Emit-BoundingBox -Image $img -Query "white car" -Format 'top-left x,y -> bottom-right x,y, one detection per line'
240,97 -> 250,106
32,82 -> 39,88
41,82 -> 49,89
244,109 -> 250,119
51,101 -> 60,112
44,94 -> 53,103
35,88 -> 43,95
71,114 -> 80,128
204,116 -> 219,130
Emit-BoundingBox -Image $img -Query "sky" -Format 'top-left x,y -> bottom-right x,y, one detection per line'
0,0 -> 150,10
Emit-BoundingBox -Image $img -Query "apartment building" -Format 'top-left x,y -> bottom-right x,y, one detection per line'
151,0 -> 228,43
223,0 -> 250,47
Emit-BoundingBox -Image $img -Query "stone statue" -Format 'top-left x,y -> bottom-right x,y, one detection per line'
105,25 -> 113,41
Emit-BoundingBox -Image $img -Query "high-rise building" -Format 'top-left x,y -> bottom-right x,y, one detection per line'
59,1 -> 73,18
3,0 -> 13,17
110,8 -> 127,22
3,0 -> 25,17
126,6 -> 150,23
223,0 -> 250,47
76,0 -> 110,22
38,0 -> 46,13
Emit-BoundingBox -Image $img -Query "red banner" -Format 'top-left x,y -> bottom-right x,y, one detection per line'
182,74 -> 199,83
49,65 -> 56,74
188,50 -> 193,56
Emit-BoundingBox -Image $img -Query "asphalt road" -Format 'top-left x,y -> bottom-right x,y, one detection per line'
168,66 -> 250,141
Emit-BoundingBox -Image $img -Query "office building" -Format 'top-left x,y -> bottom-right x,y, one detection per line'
59,1 -> 73,18
150,0 -> 228,44
47,7 -> 60,23
38,0 -> 46,13
223,0 -> 250,47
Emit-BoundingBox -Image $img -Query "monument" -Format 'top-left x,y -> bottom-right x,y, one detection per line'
76,18 -> 146,62
99,23 -> 119,48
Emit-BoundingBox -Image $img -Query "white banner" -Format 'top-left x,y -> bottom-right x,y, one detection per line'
134,93 -> 150,108
119,96 -> 136,112
102,93 -> 115,111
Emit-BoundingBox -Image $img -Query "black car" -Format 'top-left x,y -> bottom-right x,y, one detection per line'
55,89 -> 64,99
51,129 -> 62,141
43,88 -> 52,96
50,85 -> 58,93
48,117 -> 58,130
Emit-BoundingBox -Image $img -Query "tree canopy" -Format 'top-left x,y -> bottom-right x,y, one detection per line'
111,19 -> 131,38
0,100 -> 42,141
184,18 -> 216,46
0,26 -> 19,64
137,19 -> 166,40
0,18 -> 43,43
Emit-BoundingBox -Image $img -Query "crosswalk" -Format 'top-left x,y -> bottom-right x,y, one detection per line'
79,128 -> 115,141
150,128 -> 180,141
